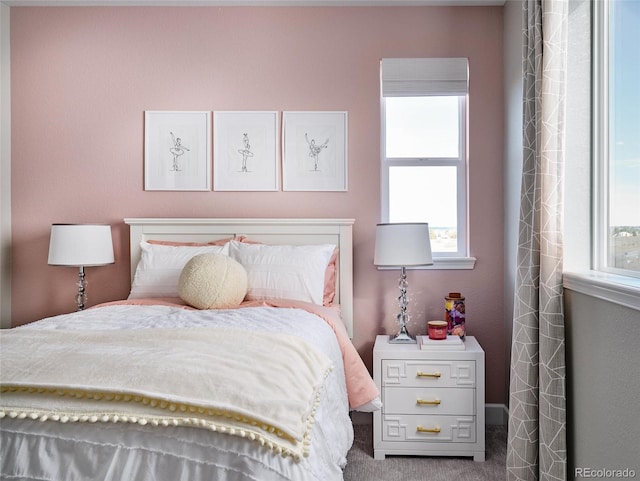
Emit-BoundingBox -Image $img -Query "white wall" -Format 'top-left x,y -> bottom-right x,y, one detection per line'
502,0 -> 522,405
0,1 -> 11,329
565,291 -> 640,475
563,0 -> 592,274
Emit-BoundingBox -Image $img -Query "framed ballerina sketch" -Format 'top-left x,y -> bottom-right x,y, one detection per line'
282,111 -> 348,191
144,111 -> 211,191
213,111 -> 279,191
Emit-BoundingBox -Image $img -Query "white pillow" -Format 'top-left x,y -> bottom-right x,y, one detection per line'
228,240 -> 335,305
128,241 -> 229,299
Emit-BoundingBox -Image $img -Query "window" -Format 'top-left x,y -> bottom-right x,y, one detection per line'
594,0 -> 640,279
381,58 -> 471,264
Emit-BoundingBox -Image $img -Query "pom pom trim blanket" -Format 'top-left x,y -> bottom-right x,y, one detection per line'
0,326 -> 332,460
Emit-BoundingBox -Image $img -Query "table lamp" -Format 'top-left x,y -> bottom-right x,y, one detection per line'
374,223 -> 433,343
48,224 -> 115,311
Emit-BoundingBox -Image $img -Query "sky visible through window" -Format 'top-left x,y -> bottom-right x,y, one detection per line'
388,166 -> 457,227
385,97 -> 459,159
385,96 -> 462,252
386,96 -> 460,227
609,0 -> 639,273
611,0 -> 640,227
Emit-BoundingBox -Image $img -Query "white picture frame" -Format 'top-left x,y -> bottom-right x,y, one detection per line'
144,111 -> 211,191
213,111 -> 279,191
282,111 -> 348,192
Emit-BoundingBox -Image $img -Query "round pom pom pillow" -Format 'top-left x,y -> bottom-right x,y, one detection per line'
178,253 -> 248,309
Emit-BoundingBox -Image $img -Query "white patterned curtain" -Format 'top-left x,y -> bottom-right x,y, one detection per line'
507,1 -> 568,481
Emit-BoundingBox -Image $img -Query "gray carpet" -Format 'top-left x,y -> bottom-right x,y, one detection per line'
343,424 -> 507,481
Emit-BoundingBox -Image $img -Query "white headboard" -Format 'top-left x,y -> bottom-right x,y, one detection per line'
124,218 -> 355,338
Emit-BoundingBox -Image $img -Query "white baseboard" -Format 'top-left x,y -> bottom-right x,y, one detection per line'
351,403 -> 509,426
485,403 -> 509,425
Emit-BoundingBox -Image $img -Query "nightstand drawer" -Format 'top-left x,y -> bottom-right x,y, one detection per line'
383,387 -> 475,415
381,414 -> 476,443
381,359 -> 476,388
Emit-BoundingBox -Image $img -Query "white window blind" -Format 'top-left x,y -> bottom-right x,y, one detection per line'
381,58 -> 469,97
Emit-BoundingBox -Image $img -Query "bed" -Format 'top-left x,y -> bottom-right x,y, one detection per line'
0,218 -> 379,481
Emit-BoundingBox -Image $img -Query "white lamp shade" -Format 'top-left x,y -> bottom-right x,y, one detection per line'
374,223 -> 433,267
48,224 -> 115,267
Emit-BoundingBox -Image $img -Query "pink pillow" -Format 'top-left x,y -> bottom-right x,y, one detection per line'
323,248 -> 338,305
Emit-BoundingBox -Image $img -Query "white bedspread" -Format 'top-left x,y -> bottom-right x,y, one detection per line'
0,305 -> 354,481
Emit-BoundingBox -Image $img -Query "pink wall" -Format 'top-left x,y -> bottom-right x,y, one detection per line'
11,6 -> 505,402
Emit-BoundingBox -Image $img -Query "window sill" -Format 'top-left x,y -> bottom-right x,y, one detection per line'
378,257 -> 476,271
563,271 -> 640,311
427,257 -> 476,270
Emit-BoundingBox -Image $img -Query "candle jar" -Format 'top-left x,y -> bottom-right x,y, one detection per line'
427,320 -> 449,340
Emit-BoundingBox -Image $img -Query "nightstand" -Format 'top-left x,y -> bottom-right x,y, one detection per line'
373,335 -> 485,461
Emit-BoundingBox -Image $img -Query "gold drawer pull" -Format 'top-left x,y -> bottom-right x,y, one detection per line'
417,426 -> 441,434
417,371 -> 441,378
417,398 -> 441,406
